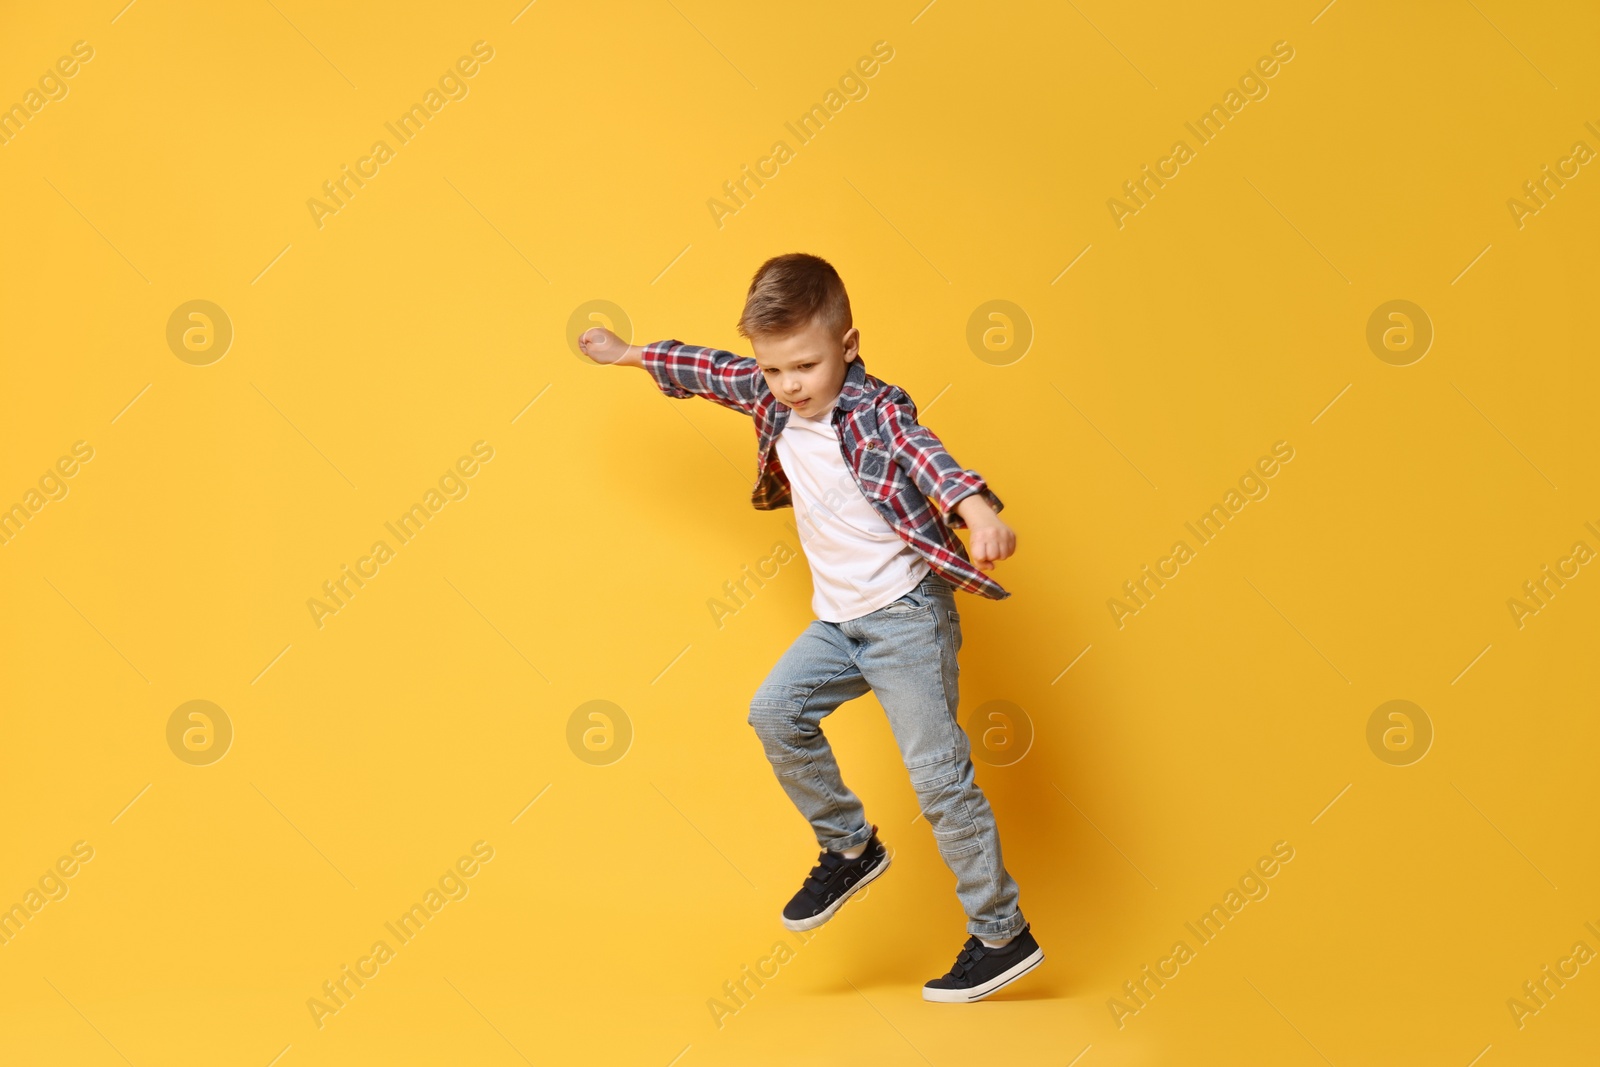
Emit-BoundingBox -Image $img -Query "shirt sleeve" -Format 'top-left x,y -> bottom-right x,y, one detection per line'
882,397 -> 1004,530
639,339 -> 767,417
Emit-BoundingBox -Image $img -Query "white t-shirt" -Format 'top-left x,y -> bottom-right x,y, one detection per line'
774,396 -> 930,622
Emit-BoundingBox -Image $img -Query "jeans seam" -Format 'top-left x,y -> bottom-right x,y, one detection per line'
797,751 -> 849,837
980,837 -> 1000,920
787,653 -> 867,842
934,595 -> 960,747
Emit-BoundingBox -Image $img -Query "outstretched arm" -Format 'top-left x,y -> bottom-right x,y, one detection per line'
579,328 -> 765,417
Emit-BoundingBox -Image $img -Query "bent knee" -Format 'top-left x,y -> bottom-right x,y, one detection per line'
748,686 -> 802,738
911,754 -> 979,848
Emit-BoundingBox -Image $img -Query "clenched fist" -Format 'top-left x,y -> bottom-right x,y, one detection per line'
965,520 -> 1017,573
952,492 -> 1016,574
578,326 -> 638,366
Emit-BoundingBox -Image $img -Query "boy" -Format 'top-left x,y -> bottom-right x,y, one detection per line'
580,253 -> 1042,1002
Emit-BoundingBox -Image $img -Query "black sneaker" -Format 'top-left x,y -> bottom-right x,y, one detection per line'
780,823 -> 891,932
922,922 -> 1044,1002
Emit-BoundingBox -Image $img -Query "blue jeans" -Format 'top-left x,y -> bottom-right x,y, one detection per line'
747,571 -> 1026,940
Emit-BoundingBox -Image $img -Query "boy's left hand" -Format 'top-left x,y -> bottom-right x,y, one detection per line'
964,517 -> 1017,573
953,494 -> 1015,572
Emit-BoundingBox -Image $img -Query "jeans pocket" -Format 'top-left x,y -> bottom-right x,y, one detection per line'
878,588 -> 931,617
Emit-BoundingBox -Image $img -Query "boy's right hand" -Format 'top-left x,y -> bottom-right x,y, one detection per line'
578,327 -> 637,367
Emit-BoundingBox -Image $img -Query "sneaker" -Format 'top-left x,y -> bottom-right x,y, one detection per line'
922,922 -> 1044,1002
780,824 -> 891,932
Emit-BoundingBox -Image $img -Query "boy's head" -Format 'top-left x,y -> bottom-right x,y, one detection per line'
737,253 -> 860,417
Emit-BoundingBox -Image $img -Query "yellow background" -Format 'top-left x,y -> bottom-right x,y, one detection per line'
2,1 -> 1597,1064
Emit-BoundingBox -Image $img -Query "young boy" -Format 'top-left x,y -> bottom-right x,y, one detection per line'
579,253 -> 1042,1002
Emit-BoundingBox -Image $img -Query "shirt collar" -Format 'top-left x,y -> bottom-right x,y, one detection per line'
832,355 -> 869,413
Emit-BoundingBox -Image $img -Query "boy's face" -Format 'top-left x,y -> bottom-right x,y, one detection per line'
751,316 -> 860,418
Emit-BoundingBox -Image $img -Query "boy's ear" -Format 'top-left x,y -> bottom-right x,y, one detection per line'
841,327 -> 861,360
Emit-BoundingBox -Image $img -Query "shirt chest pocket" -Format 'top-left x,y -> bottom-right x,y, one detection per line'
854,440 -> 895,493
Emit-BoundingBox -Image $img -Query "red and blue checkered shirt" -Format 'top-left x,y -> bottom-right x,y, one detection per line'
641,340 -> 1011,601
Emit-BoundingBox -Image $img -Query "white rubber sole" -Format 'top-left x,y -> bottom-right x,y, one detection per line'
922,945 -> 1045,1002
780,849 -> 892,932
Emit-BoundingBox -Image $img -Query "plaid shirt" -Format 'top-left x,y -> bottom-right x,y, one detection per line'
641,340 -> 1011,601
